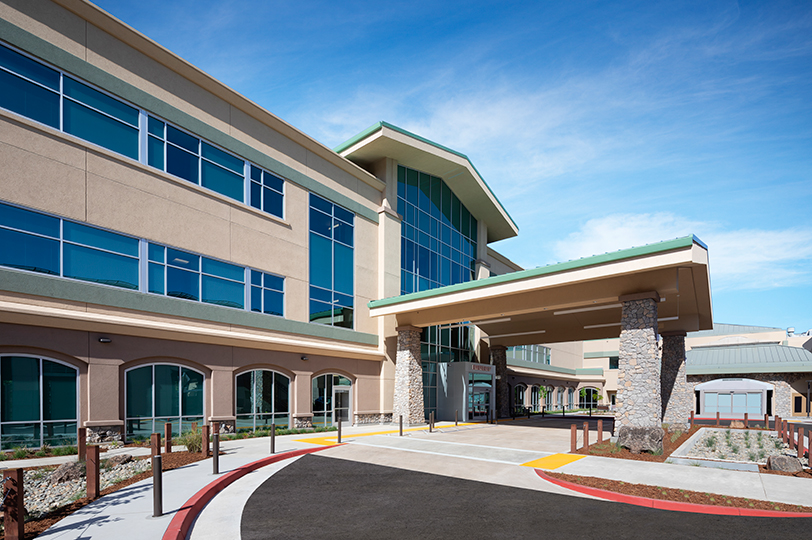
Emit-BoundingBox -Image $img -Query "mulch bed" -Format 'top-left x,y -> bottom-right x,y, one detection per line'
3,451 -> 207,539
547,471 -> 812,514
573,425 -> 701,462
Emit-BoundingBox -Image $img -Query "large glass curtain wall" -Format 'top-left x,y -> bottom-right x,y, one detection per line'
0,201 -> 284,316
0,356 -> 78,449
0,41 -> 284,219
312,374 -> 351,427
506,345 -> 552,365
235,370 -> 290,431
420,324 -> 475,419
125,364 -> 204,439
309,194 -> 354,328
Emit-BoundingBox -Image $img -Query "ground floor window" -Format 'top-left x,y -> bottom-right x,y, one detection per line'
514,384 -> 526,411
544,386 -> 554,410
704,392 -> 761,415
0,356 -> 78,449
125,364 -> 204,439
568,388 -> 575,409
557,387 -> 565,410
579,387 -> 599,409
422,361 -> 437,421
312,374 -> 351,427
236,369 -> 290,431
530,386 -> 540,412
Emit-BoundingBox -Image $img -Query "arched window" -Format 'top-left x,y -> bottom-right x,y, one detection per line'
125,364 -> 204,440
514,384 -> 526,410
530,386 -> 540,412
236,369 -> 290,431
544,386 -> 554,410
568,387 -> 575,410
579,387 -> 599,409
557,387 -> 565,410
312,374 -> 352,427
0,356 -> 78,449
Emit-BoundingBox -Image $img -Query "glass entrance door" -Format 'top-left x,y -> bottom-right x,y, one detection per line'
468,388 -> 490,420
334,388 -> 350,424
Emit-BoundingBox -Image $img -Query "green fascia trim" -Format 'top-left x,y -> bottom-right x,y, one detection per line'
0,21 -> 377,225
507,359 -> 576,375
687,364 -> 812,376
0,268 -> 378,347
335,121 -> 516,230
370,235 -> 702,309
575,368 -> 605,376
583,351 -> 618,359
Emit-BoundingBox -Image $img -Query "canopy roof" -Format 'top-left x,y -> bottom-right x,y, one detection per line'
369,236 -> 713,346
335,122 -> 519,242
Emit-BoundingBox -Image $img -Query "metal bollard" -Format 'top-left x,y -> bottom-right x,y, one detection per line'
337,418 -> 342,444
494,409 -> 498,424
152,454 -> 163,517
455,410 -> 458,426
399,415 -> 403,436
212,432 -> 220,474
165,422 -> 172,453
429,412 -> 433,433
151,432 -> 161,458
270,423 -> 276,454
527,407 -> 530,419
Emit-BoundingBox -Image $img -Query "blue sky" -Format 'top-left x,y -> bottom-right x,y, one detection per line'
94,0 -> 812,332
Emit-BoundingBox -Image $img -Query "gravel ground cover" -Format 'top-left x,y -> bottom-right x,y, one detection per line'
547,471 -> 812,513
686,429 -> 809,467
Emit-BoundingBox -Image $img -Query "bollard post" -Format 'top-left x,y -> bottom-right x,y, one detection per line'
212,432 -> 220,474
399,415 -> 403,436
744,413 -> 749,429
429,412 -> 433,433
455,410 -> 458,426
151,432 -> 161,458
78,426 -> 87,462
798,427 -> 805,459
527,407 -> 531,420
562,407 -> 565,417
270,423 -> 276,454
583,422 -> 590,452
776,415 -> 782,436
494,408 -> 498,425
152,454 -> 163,517
570,424 -> 577,453
3,468 -> 25,540
202,424 -> 210,458
87,444 -> 100,499
165,422 -> 172,453
789,424 -> 796,451
783,421 -> 789,444
716,412 -> 720,427
337,418 -> 342,444
690,410 -> 695,429
212,421 -> 220,436
597,419 -> 603,443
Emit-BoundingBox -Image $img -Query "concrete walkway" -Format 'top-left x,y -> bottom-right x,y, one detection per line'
17,419 -> 812,539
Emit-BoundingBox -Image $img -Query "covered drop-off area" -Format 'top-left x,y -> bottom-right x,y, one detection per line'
369,236 -> 713,432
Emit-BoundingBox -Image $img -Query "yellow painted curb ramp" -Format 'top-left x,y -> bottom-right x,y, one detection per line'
521,453 -> 585,470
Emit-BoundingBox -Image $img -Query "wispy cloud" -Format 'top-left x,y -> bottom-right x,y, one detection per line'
550,213 -> 812,292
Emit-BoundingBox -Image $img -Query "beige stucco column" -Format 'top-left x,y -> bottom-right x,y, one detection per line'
616,293 -> 661,428
394,325 -> 424,424
661,332 -> 690,430
490,345 -> 508,419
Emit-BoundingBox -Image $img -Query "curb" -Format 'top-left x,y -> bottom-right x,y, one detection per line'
162,446 -> 333,540
535,470 -> 812,518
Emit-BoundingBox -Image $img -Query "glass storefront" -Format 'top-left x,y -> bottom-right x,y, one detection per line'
125,364 -> 204,439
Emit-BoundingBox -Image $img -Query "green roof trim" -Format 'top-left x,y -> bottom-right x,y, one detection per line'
369,235 -> 704,309
584,351 -> 619,359
0,20 -> 378,225
334,121 -> 517,232
0,267 -> 378,347
507,358 -> 604,377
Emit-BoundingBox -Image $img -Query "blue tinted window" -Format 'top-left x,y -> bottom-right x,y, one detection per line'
0,69 -> 59,128
264,273 -> 284,291
308,194 -> 353,328
250,182 -> 261,210
309,207 -> 332,238
334,243 -> 353,295
148,116 -> 164,137
147,136 -> 164,169
263,188 -> 283,217
202,161 -> 243,201
310,194 -> 332,214
309,233 -> 332,290
148,262 -> 164,294
202,275 -> 243,308
148,243 -> 165,263
250,165 -> 262,182
167,248 -> 199,271
0,44 -> 59,90
63,78 -> 138,126
334,220 -> 353,247
166,267 -> 199,301
63,222 -> 138,256
0,203 -> 59,237
250,269 -> 262,286
202,142 -> 243,174
63,243 -> 138,289
166,145 -> 198,183
0,228 -> 59,275
167,125 -> 198,153
263,172 -> 284,192
63,100 -> 139,160
202,257 -> 243,281
263,289 -> 283,316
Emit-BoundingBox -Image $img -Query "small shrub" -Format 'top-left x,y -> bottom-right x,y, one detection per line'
774,439 -> 783,449
0,453 -> 7,461
757,432 -> 763,441
52,446 -> 77,456
744,431 -> 750,441
719,453 -> 727,460
12,447 -> 28,460
730,444 -> 740,454
177,428 -> 203,453
35,450 -> 47,457
758,450 -> 766,460
705,436 -> 716,448
650,447 -> 663,456
748,451 -> 757,462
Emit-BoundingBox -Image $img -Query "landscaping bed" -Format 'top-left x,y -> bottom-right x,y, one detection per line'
574,425 -> 701,462
547,471 -> 812,514
2,451 -> 206,540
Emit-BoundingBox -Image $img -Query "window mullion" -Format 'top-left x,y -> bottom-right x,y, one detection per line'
39,358 -> 44,447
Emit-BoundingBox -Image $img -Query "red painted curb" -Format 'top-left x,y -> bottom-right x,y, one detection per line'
535,470 -> 812,518
162,446 -> 333,540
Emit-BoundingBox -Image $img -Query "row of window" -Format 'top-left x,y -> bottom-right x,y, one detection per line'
0,41 -> 284,219
506,345 -> 552,365
513,385 -> 600,411
0,201 -> 284,316
309,193 -> 354,328
0,356 -> 357,447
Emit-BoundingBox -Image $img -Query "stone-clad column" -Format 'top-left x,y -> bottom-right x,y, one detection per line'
394,325 -> 424,424
616,294 -> 660,428
661,332 -> 690,430
490,345 -> 508,419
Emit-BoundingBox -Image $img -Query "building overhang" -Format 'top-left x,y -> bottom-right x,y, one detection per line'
368,236 -> 713,346
335,122 -> 519,242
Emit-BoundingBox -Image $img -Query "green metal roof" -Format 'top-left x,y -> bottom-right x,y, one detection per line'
689,323 -> 782,338
507,357 -> 604,377
334,121 -> 517,234
687,343 -> 812,375
369,235 -> 704,309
